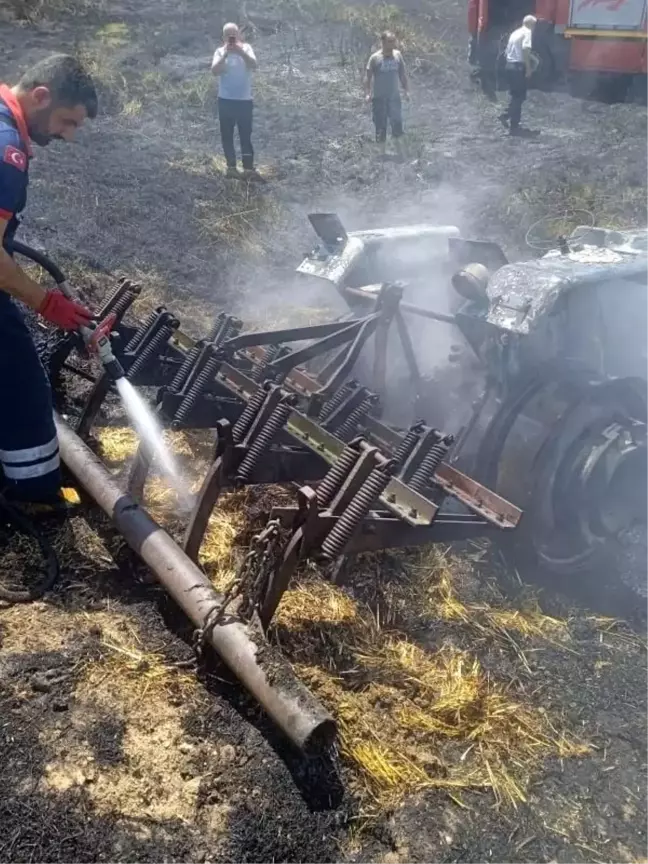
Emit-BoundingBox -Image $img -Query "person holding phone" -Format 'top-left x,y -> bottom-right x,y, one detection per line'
365,32 -> 410,159
211,23 -> 260,179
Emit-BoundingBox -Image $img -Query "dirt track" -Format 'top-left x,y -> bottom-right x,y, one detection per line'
0,0 -> 646,861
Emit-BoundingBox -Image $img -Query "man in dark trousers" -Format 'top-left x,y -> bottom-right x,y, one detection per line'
365,31 -> 410,159
211,23 -> 260,179
0,54 -> 96,505
499,15 -> 537,136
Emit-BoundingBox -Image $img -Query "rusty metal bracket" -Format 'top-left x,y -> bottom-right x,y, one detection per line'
434,463 -> 521,529
258,446 -> 392,625
258,486 -> 325,628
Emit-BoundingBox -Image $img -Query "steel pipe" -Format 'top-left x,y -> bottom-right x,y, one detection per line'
400,301 -> 457,325
54,414 -> 336,753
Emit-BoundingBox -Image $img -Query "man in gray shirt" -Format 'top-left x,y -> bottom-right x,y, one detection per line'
365,32 -> 410,158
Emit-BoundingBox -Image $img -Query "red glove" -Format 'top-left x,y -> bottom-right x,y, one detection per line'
39,290 -> 93,331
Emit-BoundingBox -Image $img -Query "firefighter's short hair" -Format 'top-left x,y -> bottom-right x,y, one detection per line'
18,54 -> 98,118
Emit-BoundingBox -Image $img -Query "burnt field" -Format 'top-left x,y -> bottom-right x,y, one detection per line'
0,0 -> 647,862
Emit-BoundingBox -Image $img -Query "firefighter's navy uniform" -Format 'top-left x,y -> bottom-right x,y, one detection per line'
0,84 -> 60,502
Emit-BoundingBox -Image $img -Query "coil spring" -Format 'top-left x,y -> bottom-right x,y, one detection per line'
231,384 -> 271,443
207,312 -> 226,343
110,290 -> 137,325
393,421 -> 425,468
335,396 -> 376,442
97,279 -> 128,319
236,396 -> 295,483
264,344 -> 281,363
126,323 -> 174,382
125,308 -> 165,352
408,434 -> 455,493
173,346 -> 221,426
250,344 -> 281,383
250,361 -> 265,383
222,317 -> 243,342
320,464 -> 393,560
169,341 -> 203,394
210,315 -> 239,348
319,380 -> 357,422
315,442 -> 362,507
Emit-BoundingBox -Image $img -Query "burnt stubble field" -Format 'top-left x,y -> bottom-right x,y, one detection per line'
0,0 -> 646,861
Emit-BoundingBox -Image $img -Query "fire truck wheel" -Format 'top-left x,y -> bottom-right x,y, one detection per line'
530,44 -> 555,90
628,74 -> 647,106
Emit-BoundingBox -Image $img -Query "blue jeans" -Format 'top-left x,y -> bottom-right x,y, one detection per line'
372,95 -> 403,142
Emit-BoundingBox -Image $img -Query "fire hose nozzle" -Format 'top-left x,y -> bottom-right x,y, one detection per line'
80,313 -> 125,382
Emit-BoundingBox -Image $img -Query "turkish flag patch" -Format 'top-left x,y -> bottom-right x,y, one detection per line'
3,145 -> 27,171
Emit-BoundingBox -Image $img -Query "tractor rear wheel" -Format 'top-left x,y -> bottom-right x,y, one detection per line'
474,365 -> 647,611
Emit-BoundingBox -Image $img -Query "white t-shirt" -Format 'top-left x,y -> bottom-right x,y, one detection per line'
505,25 -> 532,63
212,43 -> 256,100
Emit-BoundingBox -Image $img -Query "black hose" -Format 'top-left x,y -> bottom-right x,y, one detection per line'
8,240 -> 66,285
0,497 -> 59,602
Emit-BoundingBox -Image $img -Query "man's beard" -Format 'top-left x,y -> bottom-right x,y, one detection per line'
30,129 -> 54,146
27,108 -> 62,146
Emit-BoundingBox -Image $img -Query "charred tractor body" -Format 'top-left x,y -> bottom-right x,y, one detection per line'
9,218 -> 645,748
298,214 -> 647,583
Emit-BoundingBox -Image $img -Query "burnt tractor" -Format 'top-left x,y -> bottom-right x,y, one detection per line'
297,214 -> 648,584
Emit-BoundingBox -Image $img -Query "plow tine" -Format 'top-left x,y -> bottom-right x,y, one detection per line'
128,438 -> 154,499
183,454 -> 226,562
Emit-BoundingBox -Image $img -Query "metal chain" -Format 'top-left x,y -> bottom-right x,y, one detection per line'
193,519 -> 283,658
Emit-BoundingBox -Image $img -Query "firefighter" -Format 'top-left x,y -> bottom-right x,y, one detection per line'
498,15 -> 538,136
0,55 -> 97,505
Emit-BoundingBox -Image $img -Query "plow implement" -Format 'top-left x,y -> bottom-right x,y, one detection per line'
50,281 -> 522,583
27,264 -> 522,751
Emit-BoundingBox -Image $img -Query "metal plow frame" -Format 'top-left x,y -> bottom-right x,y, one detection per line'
40,273 -> 522,753
50,279 -> 521,624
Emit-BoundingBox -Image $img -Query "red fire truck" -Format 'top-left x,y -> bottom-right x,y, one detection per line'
468,0 -> 647,97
